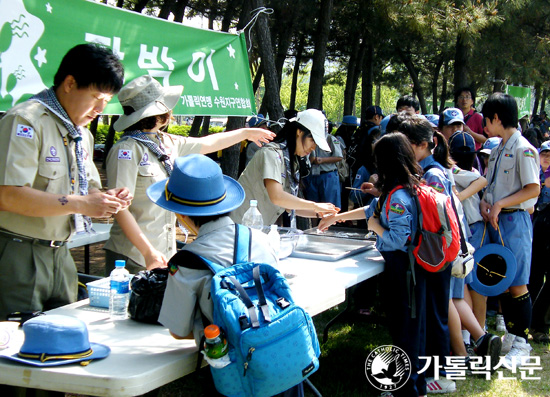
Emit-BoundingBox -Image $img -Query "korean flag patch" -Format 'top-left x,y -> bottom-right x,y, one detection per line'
118,149 -> 133,160
16,124 -> 34,139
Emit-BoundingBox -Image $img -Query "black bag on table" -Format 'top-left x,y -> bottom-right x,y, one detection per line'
128,267 -> 169,324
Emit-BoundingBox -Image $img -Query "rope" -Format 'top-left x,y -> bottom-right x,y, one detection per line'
238,7 -> 274,52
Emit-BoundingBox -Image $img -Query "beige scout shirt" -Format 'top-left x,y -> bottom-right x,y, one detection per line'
484,131 -> 540,210
231,142 -> 296,225
0,101 -> 100,241
104,132 -> 202,266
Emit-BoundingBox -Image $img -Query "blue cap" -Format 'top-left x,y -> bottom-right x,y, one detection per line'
115,260 -> 125,268
539,141 -> 550,153
480,137 -> 501,155
425,114 -> 440,128
365,106 -> 385,119
379,114 -> 393,135
441,108 -> 465,126
449,131 -> 476,154
248,114 -> 268,128
342,115 -> 359,126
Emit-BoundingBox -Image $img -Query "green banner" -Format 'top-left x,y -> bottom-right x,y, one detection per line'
0,0 -> 256,116
506,85 -> 531,119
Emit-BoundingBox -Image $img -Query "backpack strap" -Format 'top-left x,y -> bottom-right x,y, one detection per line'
253,265 -> 271,322
234,224 -> 252,264
227,275 -> 260,328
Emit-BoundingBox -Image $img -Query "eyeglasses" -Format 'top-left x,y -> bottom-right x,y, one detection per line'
458,95 -> 472,100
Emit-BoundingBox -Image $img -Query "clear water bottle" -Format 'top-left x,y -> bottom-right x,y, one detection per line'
267,224 -> 281,259
109,260 -> 130,320
242,199 -> 264,229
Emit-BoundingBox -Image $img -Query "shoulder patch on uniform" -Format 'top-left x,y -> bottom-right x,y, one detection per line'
389,202 -> 405,215
16,124 -> 34,139
118,149 -> 133,160
169,261 -> 178,276
452,167 -> 460,174
429,181 -> 445,193
523,149 -> 535,158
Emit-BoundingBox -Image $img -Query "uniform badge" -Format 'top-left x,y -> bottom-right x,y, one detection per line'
139,153 -> 151,166
16,124 -> 34,139
523,149 -> 534,158
429,181 -> 445,193
168,261 -> 178,276
389,203 -> 405,215
118,149 -> 133,160
504,153 -> 514,158
46,145 -> 60,162
452,167 -> 460,174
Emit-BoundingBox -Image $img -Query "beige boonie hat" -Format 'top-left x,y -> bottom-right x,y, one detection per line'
114,75 -> 183,131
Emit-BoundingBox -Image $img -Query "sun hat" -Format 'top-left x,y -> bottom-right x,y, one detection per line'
341,115 -> 359,126
449,131 -> 476,154
114,75 -> 183,131
0,315 -> 110,367
539,140 -> 550,153
248,114 -> 268,128
469,243 -> 517,296
365,106 -> 385,119
441,108 -> 465,126
293,109 -> 330,151
147,154 -> 245,216
480,137 -> 501,155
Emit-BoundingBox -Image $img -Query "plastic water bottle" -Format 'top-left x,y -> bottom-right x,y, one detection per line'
267,224 -> 281,259
204,324 -> 228,359
242,199 -> 264,229
109,260 -> 130,320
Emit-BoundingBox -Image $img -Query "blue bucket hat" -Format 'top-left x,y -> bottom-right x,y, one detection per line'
342,115 -> 359,126
469,243 -> 517,296
0,315 -> 110,367
147,154 -> 245,216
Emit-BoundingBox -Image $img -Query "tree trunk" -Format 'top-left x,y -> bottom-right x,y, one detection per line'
398,48 -> 427,114
201,116 -> 211,136
252,64 -> 263,96
493,67 -> 506,93
360,42 -> 374,122
158,0 -> 176,19
102,115 -> 119,170
343,36 -> 361,116
432,57 -> 444,114
251,0 -> 284,121
116,0 -> 124,7
220,117 -> 246,179
439,61 -> 449,113
533,82 -> 541,118
306,0 -> 333,110
189,116 -> 203,137
289,34 -> 305,112
90,117 -> 99,141
453,33 -> 470,89
541,89 -> 548,114
133,0 -> 150,13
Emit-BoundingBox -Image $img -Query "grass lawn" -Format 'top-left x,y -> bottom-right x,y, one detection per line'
159,301 -> 550,396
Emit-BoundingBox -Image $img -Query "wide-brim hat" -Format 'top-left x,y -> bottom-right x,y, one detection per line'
147,154 -> 245,216
469,243 -> 517,296
0,315 -> 110,367
114,75 -> 183,131
293,109 -> 330,151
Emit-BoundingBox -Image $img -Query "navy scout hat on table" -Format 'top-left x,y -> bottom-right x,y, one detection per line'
147,154 -> 245,216
470,242 -> 517,297
114,75 -> 183,131
0,315 -> 110,367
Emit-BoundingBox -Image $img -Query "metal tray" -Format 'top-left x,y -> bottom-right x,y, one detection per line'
303,227 -> 376,241
290,234 -> 376,261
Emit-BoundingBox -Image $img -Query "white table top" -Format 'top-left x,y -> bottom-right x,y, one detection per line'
67,223 -> 113,249
0,248 -> 384,396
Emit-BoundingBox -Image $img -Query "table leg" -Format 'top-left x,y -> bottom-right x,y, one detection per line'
304,378 -> 323,397
322,288 -> 354,344
84,245 -> 90,275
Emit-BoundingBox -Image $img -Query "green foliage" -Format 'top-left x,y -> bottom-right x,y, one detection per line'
94,123 -> 223,144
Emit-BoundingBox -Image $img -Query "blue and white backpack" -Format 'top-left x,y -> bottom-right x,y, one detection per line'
198,224 -> 320,397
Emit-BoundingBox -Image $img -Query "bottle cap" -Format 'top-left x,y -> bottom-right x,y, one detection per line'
250,199 -> 258,206
114,260 -> 126,268
204,324 -> 221,339
270,224 -> 278,232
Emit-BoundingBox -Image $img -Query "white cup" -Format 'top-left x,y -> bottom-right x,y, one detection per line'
0,321 -> 20,350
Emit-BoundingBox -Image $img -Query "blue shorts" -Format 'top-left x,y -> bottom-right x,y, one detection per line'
486,211 -> 533,287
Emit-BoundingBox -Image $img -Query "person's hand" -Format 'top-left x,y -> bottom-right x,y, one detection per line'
318,214 -> 338,231
79,192 -> 129,217
247,128 -> 276,147
105,187 -> 133,211
314,202 -> 339,217
487,201 -> 502,230
360,182 -> 380,197
144,249 -> 168,270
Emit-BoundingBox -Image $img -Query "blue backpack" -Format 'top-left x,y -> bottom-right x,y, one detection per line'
198,224 -> 320,397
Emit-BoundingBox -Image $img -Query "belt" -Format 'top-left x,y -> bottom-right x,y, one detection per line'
320,170 -> 336,174
0,229 -> 66,248
501,208 -> 525,213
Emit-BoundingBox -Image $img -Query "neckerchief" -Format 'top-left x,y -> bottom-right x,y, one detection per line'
30,88 -> 92,232
279,141 -> 300,227
120,131 -> 173,176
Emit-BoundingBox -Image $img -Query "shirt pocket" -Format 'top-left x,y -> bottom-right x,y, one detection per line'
136,162 -> 166,189
37,163 -> 68,194
499,156 -> 515,184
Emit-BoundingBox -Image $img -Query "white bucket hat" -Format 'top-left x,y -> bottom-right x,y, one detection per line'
293,109 -> 330,151
114,75 -> 183,131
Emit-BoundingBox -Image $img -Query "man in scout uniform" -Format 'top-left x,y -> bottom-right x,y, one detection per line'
0,44 -> 131,320
480,93 -> 540,367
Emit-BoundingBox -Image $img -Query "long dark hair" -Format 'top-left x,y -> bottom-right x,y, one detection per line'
273,120 -> 313,175
373,132 -> 421,196
399,115 -> 453,169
